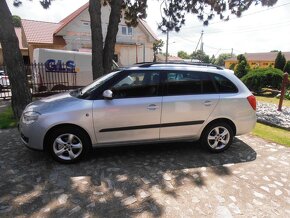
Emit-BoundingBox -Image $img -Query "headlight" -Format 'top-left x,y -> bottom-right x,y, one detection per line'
22,111 -> 41,125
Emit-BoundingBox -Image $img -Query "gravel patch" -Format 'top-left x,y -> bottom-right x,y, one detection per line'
257,102 -> 290,130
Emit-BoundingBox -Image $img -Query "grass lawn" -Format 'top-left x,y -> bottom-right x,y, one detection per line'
252,123 -> 290,147
256,96 -> 290,107
0,106 -> 17,129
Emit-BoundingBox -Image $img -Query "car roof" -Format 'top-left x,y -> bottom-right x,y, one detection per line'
126,62 -> 231,75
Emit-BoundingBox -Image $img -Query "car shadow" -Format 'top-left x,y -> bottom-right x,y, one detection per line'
0,135 -> 256,217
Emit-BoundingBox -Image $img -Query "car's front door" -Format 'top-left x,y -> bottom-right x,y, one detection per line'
93,70 -> 162,144
160,70 -> 220,140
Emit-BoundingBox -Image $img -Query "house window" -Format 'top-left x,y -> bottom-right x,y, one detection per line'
121,26 -> 133,35
128,27 -> 133,35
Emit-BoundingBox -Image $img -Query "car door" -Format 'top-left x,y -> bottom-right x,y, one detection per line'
93,70 -> 162,144
160,70 -> 220,140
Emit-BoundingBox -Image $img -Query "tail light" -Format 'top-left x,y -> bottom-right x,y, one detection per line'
247,95 -> 256,111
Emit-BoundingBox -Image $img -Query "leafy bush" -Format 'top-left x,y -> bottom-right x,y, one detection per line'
285,91 -> 290,100
283,61 -> 290,73
241,68 -> 284,92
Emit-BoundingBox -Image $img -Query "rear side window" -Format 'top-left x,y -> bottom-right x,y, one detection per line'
165,71 -> 216,96
213,74 -> 238,93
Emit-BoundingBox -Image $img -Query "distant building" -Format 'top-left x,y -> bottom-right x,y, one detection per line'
225,52 -> 290,69
156,54 -> 183,62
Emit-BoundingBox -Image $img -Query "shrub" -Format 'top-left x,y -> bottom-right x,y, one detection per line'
241,68 -> 284,92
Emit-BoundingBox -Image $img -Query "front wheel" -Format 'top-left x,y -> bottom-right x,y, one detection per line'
46,127 -> 91,163
201,123 -> 234,152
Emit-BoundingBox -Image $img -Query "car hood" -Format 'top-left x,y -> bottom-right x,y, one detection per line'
24,92 -> 90,114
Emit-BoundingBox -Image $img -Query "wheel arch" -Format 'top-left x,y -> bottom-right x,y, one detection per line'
201,118 -> 237,138
43,123 -> 93,151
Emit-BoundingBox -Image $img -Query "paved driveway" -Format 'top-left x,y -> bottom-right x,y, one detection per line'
0,128 -> 289,217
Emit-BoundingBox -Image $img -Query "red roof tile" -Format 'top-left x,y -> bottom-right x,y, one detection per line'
21,19 -> 63,44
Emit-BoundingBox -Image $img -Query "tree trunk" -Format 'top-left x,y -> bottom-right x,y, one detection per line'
0,0 -> 32,119
89,0 -> 104,80
103,0 -> 122,74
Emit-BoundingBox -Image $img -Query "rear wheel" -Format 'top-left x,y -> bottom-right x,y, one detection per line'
46,127 -> 91,163
201,122 -> 233,152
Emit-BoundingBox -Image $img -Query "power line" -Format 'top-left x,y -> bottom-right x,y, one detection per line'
182,2 -> 290,30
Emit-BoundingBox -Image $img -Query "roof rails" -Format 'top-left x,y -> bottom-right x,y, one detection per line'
135,62 -> 224,70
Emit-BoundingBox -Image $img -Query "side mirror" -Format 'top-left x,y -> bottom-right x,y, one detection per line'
103,89 -> 113,99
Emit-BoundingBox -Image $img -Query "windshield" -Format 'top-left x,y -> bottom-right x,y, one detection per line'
72,71 -> 119,99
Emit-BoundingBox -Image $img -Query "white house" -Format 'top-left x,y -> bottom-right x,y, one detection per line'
21,2 -> 158,66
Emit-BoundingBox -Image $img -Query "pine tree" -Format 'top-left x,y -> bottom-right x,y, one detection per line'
274,51 -> 286,71
235,54 -> 249,78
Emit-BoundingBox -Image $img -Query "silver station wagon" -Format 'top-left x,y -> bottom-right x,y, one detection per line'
19,63 -> 256,163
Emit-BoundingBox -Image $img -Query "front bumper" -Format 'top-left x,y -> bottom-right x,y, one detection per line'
18,120 -> 45,151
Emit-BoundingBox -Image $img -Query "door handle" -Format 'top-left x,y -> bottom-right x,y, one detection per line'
204,100 -> 212,106
147,104 -> 159,110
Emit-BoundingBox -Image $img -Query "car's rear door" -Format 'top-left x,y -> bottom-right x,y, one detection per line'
160,70 -> 220,140
93,70 -> 162,144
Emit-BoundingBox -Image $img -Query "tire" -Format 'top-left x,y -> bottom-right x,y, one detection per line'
201,122 -> 234,153
46,126 -> 91,164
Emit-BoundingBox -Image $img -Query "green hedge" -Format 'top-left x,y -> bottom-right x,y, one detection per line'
241,68 -> 284,92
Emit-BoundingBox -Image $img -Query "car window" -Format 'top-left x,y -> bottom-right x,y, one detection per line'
165,71 -> 216,96
213,74 -> 238,93
111,71 -> 160,98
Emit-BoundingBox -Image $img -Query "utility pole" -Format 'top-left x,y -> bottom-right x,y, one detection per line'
200,30 -> 204,52
231,48 -> 233,57
191,30 -> 204,62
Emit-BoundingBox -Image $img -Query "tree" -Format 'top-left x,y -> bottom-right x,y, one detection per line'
177,50 -> 190,59
153,39 -> 164,62
210,55 -> 216,64
274,51 -> 286,71
12,15 -> 21,27
235,54 -> 250,78
283,61 -> 290,74
191,50 -> 210,63
157,0 -> 278,32
0,1 -> 31,119
214,53 -> 233,66
229,63 -> 236,70
89,0 -> 147,79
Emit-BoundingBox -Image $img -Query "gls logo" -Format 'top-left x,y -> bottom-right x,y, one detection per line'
45,59 -> 76,73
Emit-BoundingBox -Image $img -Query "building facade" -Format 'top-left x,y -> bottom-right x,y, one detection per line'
19,2 -> 157,67
225,52 -> 290,69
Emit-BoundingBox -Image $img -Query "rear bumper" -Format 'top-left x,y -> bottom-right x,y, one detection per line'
235,112 -> 257,135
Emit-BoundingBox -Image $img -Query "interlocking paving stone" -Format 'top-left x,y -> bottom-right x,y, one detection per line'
0,128 -> 289,217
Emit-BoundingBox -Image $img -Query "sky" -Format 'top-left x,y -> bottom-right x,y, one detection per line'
7,0 -> 290,57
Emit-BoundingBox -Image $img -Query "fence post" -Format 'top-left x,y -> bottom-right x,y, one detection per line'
278,72 -> 289,111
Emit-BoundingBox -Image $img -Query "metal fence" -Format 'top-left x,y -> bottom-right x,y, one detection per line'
0,64 -> 78,99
